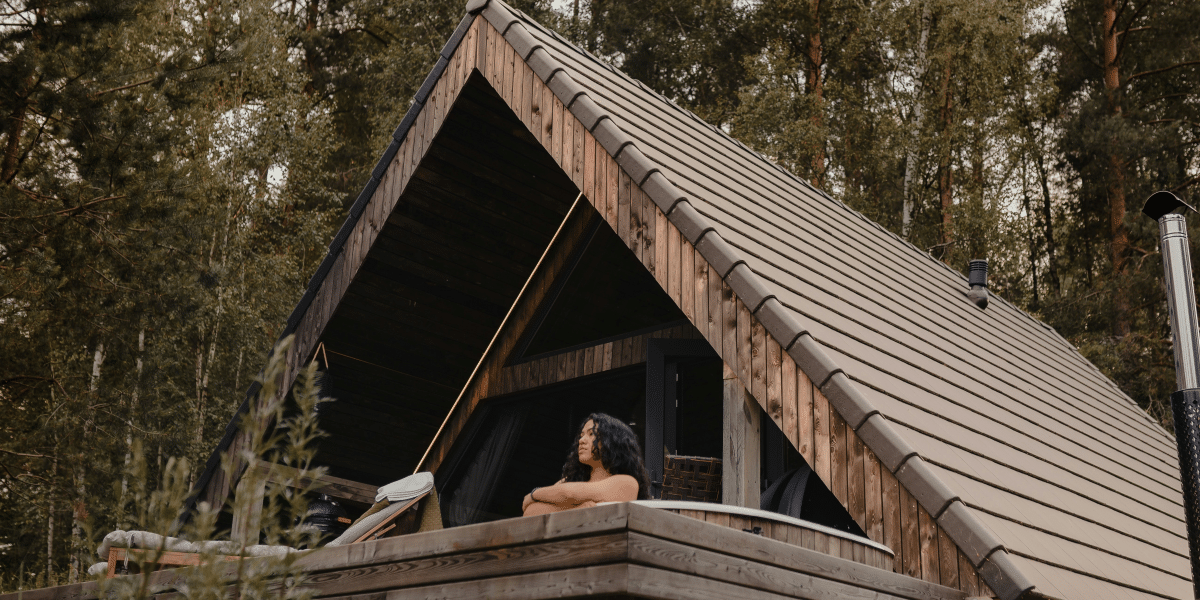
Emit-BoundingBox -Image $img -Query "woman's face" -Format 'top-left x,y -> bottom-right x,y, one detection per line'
578,419 -> 601,466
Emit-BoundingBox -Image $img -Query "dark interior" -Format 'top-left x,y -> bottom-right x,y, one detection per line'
516,222 -> 688,360
310,72 -> 580,485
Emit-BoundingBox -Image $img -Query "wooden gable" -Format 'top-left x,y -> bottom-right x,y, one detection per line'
190,1 -> 1192,598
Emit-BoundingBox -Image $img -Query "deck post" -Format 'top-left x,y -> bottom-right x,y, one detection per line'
723,363 -> 760,508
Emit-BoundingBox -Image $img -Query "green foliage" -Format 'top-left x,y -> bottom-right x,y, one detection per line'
1,0 -> 1196,590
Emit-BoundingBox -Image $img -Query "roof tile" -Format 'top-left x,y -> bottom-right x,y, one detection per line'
641,171 -> 686,215
895,457 -> 959,518
548,72 -> 587,111
526,48 -> 561,85
755,297 -> 806,349
856,414 -> 918,472
481,2 -> 518,33
667,200 -> 711,244
787,333 -> 842,387
694,230 -> 743,278
938,501 -> 1005,567
569,94 -> 604,131
978,550 -> 1037,600
615,144 -> 656,186
592,116 -> 634,158
726,263 -> 775,312
503,22 -> 538,59
821,372 -> 878,430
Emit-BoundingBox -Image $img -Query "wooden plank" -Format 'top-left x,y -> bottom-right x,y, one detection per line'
736,299 -> 752,390
641,189 -> 656,276
750,317 -> 766,408
668,225 -> 682,307
680,239 -> 695,322
918,504 -> 940,583
606,156 -> 619,232
583,130 -> 595,207
722,364 -> 744,508
882,462 -> 902,563
780,351 -> 797,448
581,345 -> 594,377
959,549 -> 981,596
617,167 -> 631,248
654,205 -> 669,289
306,535 -> 629,598
721,279 -> 737,377
848,428 -> 866,532
530,67 -> 543,148
707,265 -> 722,352
551,93 -> 563,168
560,97 -> 573,174
830,403 -> 848,506
573,116 -> 585,190
938,524 -> 959,589
602,340 -> 613,371
765,336 -> 782,430
624,507 -> 966,600
376,564 -> 631,600
693,246 -> 709,344
865,448 -> 884,544
902,482 -> 916,576
812,385 -> 831,484
630,186 -> 645,263
797,366 -> 814,465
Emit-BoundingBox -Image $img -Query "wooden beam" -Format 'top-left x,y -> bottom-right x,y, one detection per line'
722,363 -> 760,509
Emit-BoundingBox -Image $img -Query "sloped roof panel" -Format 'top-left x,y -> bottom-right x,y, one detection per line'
491,2 -> 1190,597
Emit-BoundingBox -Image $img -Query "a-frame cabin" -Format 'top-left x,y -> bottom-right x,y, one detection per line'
176,1 -> 1188,599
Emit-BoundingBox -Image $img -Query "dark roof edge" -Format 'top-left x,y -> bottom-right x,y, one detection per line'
182,11 -> 478,521
482,1 -> 1036,597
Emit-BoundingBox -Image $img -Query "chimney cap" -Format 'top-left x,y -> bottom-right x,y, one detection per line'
1143,191 -> 1196,221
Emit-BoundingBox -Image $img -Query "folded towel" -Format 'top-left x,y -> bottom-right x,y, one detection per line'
375,472 -> 434,503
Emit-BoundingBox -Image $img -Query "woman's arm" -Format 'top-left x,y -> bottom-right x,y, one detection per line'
530,475 -> 638,505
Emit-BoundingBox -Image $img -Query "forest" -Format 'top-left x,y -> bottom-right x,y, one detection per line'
0,0 -> 1196,591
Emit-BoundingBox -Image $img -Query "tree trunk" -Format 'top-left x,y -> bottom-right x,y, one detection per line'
1103,0 -> 1130,337
937,61 -> 954,253
1035,153 -> 1060,295
46,457 -> 55,586
119,329 -> 145,528
902,2 -> 932,238
805,0 -> 825,188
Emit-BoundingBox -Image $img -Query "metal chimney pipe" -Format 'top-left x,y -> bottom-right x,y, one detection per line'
1143,190 -> 1200,598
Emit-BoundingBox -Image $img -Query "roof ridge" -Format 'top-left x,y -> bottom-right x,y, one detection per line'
478,1 -> 1036,597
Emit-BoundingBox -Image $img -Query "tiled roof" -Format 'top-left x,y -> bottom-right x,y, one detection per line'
473,1 -> 1191,598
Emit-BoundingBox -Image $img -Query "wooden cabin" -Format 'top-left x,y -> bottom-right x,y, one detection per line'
10,1 -> 1189,599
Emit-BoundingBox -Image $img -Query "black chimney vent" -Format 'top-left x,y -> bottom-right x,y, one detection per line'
967,259 -> 988,309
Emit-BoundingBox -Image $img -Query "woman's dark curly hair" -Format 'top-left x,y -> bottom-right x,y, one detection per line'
561,413 -> 651,500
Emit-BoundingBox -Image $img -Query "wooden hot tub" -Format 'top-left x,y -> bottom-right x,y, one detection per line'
631,500 -> 894,571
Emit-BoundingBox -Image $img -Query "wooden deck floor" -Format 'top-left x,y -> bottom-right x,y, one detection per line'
4,503 -> 965,600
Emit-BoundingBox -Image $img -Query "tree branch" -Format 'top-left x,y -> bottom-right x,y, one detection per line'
1126,60 -> 1200,84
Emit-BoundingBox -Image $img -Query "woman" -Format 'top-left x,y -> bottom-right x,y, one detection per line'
522,413 -> 650,516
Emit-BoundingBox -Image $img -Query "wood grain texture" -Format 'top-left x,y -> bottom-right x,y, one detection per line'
766,336 -> 782,430
830,407 -> 848,506
813,384 -> 831,485
750,318 -> 766,411
918,505 -> 940,584
848,428 -> 866,530
668,226 -> 682,307
736,299 -> 752,389
865,448 -> 884,543
680,240 -> 695,322
937,525 -> 959,589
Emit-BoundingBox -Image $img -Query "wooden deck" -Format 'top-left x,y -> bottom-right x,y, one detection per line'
4,503 -> 963,600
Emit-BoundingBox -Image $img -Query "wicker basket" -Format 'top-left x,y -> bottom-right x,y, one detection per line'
661,455 -> 722,502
